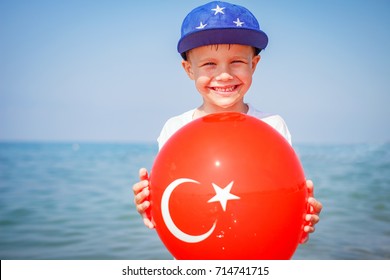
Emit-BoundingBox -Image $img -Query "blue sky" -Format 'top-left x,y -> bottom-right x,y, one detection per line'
1,0 -> 389,144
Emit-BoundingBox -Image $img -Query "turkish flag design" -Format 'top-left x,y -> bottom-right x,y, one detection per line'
150,112 -> 307,260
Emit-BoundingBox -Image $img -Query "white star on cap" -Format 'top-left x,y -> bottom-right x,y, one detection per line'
208,181 -> 240,211
196,21 -> 207,29
211,5 -> 225,15
233,18 -> 244,27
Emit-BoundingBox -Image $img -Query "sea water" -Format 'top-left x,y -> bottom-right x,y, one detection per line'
0,142 -> 389,259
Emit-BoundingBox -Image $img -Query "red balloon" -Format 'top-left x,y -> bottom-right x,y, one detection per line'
149,112 -> 308,260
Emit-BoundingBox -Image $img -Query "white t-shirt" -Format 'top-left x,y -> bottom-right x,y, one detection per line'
157,104 -> 292,150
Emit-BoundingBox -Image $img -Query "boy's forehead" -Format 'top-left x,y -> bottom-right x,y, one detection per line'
187,44 -> 255,58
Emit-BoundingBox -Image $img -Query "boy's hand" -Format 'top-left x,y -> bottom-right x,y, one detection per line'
133,168 -> 155,229
300,180 -> 323,243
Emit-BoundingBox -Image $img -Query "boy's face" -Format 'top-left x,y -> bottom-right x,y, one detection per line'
182,44 -> 260,112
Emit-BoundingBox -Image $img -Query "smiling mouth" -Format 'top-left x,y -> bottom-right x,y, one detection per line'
211,85 -> 239,93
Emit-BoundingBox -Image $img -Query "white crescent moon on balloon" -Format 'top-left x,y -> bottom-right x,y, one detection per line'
161,178 -> 217,243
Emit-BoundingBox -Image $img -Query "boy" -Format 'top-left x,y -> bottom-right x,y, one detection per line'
133,1 -> 322,244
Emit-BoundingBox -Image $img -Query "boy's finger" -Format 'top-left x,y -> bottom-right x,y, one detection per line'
136,200 -> 150,214
306,180 -> 314,197
142,215 -> 155,229
134,187 -> 150,204
308,197 -> 323,215
132,182 -> 143,195
132,180 -> 149,194
139,168 -> 149,180
304,225 -> 315,234
306,214 -> 320,225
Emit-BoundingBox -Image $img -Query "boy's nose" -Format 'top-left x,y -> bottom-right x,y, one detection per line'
215,71 -> 233,81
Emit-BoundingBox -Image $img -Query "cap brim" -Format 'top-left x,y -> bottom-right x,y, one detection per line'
177,28 -> 268,54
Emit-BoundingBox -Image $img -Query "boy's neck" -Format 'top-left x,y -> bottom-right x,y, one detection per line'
193,103 -> 249,119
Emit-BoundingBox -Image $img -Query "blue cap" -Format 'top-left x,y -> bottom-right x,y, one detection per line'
177,1 -> 268,57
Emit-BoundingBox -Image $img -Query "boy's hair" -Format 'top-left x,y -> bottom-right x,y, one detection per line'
178,1 -> 268,58
181,46 -> 261,61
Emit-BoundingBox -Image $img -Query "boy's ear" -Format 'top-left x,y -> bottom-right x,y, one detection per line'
251,55 -> 261,73
182,60 -> 195,80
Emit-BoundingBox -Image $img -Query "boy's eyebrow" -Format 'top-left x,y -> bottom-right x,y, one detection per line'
197,56 -> 217,61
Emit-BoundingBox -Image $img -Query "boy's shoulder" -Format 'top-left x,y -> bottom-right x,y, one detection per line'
248,104 -> 285,122
162,108 -> 195,131
248,104 -> 292,145
157,108 -> 196,149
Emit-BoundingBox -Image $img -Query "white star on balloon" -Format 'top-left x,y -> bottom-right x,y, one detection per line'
233,18 -> 244,27
196,21 -> 207,29
208,181 -> 240,211
211,5 -> 225,15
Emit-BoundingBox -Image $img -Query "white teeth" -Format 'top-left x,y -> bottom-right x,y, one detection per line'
213,86 -> 236,92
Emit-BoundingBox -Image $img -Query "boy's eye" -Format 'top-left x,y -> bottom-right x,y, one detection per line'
201,62 -> 216,66
232,60 -> 245,64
